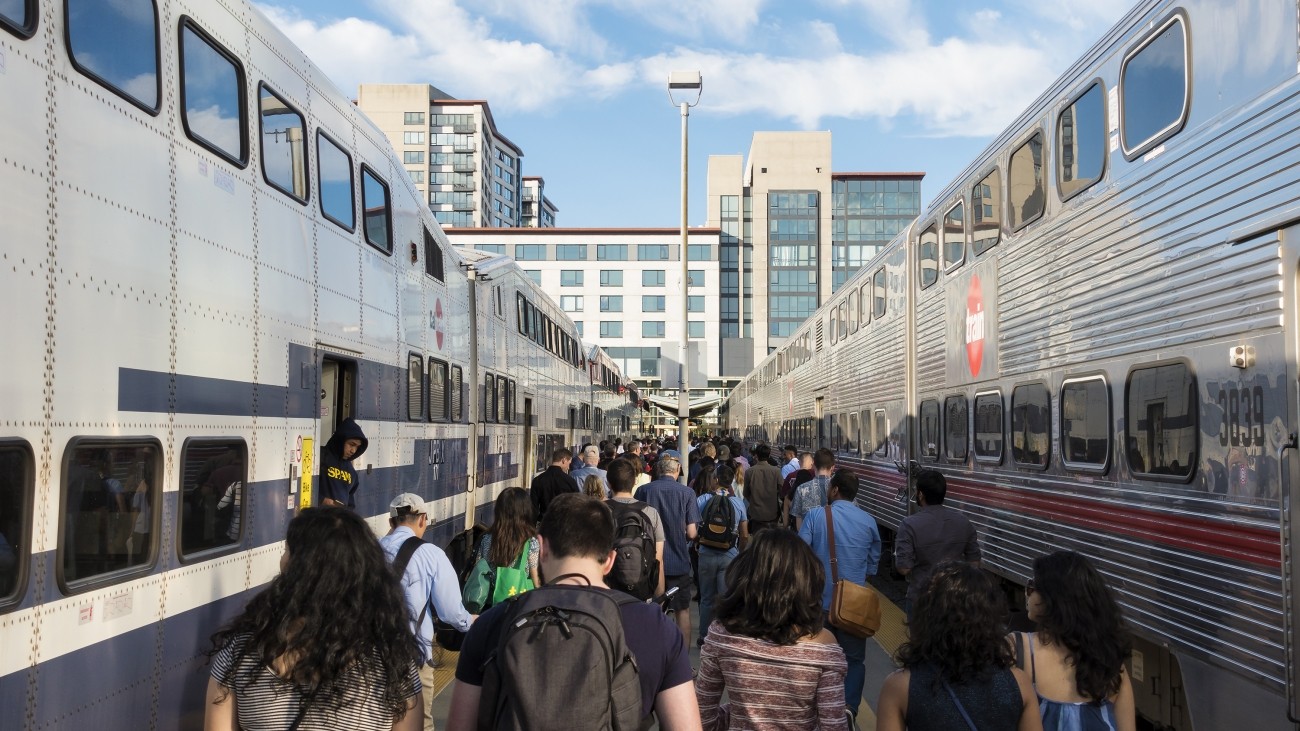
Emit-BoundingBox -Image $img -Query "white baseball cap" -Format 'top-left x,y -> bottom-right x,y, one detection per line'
389,493 -> 428,517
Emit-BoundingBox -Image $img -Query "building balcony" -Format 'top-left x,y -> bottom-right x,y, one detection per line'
453,143 -> 476,153
453,162 -> 476,172
452,124 -> 475,134
453,200 -> 475,211
452,183 -> 475,193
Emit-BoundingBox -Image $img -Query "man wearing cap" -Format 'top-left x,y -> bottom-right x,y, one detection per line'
379,493 -> 475,730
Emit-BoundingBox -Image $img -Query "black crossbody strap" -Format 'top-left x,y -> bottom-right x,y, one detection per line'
393,536 -> 432,625
288,697 -> 311,731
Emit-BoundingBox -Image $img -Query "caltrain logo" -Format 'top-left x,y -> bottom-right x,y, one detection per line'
966,275 -> 985,378
431,299 -> 446,349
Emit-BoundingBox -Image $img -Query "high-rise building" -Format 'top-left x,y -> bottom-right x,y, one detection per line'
521,177 -> 558,228
356,84 -> 541,228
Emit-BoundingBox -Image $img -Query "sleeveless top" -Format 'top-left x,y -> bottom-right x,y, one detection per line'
1014,631 -> 1120,731
905,662 -> 1023,731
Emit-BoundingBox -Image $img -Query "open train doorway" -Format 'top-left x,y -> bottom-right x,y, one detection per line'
318,356 -> 356,458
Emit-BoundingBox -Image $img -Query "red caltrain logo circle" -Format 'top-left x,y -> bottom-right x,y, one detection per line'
966,275 -> 984,378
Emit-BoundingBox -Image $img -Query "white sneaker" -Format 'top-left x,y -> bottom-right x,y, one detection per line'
845,708 -> 861,731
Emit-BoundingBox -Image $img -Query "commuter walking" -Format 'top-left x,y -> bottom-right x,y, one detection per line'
1010,551 -> 1136,731
639,451 -> 701,644
799,470 -> 882,725
790,448 -> 837,530
472,487 -> 542,609
742,444 -> 782,533
606,458 -> 665,600
780,445 -> 800,479
529,447 -> 578,523
319,418 -> 367,509
696,528 -> 848,730
895,469 -> 981,617
570,445 -> 610,497
205,507 -> 422,731
695,464 -> 748,646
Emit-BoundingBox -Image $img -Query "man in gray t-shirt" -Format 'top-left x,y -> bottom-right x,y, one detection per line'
895,470 -> 981,612
606,459 -> 665,599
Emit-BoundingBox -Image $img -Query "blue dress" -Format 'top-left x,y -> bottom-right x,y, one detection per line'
1015,631 -> 1120,731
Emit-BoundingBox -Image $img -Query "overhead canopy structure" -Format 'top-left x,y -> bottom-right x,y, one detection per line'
641,392 -> 725,418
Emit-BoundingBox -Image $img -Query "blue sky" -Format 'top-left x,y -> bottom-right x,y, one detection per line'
259,0 -> 1133,227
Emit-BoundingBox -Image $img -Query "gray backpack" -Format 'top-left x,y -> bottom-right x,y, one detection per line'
477,580 -> 642,730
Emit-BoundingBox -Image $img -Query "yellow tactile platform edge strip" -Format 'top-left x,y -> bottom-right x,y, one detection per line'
429,646 -> 460,697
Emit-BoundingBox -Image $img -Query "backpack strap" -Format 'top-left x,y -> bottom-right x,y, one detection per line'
1026,631 -> 1038,683
392,535 -> 432,626
1013,631 -> 1025,671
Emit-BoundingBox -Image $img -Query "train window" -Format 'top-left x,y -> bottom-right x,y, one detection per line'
1009,132 -> 1045,231
944,396 -> 969,462
424,229 -> 444,282
506,380 -> 516,424
1120,15 -> 1188,158
450,365 -> 464,422
972,169 -> 1001,255
258,85 -> 307,202
1011,384 -> 1051,469
847,291 -> 858,334
179,21 -> 247,166
407,354 -> 424,421
1057,82 -> 1107,200
486,375 -> 498,423
317,132 -> 355,231
498,375 -> 509,424
1062,376 -> 1110,470
828,309 -> 838,345
1126,363 -> 1195,479
66,0 -> 160,113
943,202 -> 965,271
0,0 -> 35,38
516,293 -> 527,336
0,442 -> 32,608
918,224 -> 939,289
919,400 -> 940,461
857,284 -> 870,326
361,166 -> 393,254
428,358 -> 449,422
838,301 -> 849,340
60,440 -> 161,589
973,391 -> 1004,463
848,412 -> 860,453
873,267 -> 887,318
178,440 -> 245,558
873,410 -> 889,456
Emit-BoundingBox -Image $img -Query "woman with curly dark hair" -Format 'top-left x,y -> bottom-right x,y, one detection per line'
1010,551 -> 1135,731
877,562 -> 1041,731
695,528 -> 849,730
205,507 -> 422,731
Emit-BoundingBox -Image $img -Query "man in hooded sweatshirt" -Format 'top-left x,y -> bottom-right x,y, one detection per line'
319,418 -> 367,509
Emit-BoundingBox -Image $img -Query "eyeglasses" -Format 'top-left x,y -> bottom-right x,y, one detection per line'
1025,579 -> 1036,596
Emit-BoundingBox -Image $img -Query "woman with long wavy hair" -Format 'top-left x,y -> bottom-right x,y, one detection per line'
205,506 -> 422,731
877,562 -> 1042,731
1010,551 -> 1135,731
477,487 -> 541,593
695,528 -> 848,730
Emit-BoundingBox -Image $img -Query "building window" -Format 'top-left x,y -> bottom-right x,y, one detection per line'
523,270 -> 541,285
556,245 -> 588,260
403,131 -> 425,145
972,169 -> 1001,255
688,321 -> 705,338
1062,377 -> 1110,469
597,245 -> 628,260
687,244 -> 712,261
1058,83 -> 1106,199
361,166 -> 392,254
600,270 -> 623,287
404,111 -> 425,125
66,0 -> 160,112
317,132 -> 354,231
61,440 -> 161,587
1009,132 -> 1045,230
515,244 -> 546,261
574,321 -> 584,337
642,295 -> 666,313
180,21 -> 246,165
408,170 -> 424,184
600,321 -> 623,338
600,296 -> 623,312
638,244 -> 670,261
560,296 -> 583,312
687,295 -> 704,313
643,270 -> 666,287
561,270 -> 584,287
178,440 -> 245,557
1011,383 -> 1051,469
403,150 -> 425,164
973,392 -> 1003,463
259,85 -> 308,203
1126,362 -> 1196,479
1120,16 -> 1188,157
688,270 -> 704,288
642,321 -> 666,338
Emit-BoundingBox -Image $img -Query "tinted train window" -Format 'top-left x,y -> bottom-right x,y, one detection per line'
1061,377 -> 1110,470
66,0 -> 159,112
498,377 -> 509,424
918,224 -> 939,289
179,21 -> 246,165
972,169 -> 1001,255
62,441 -> 160,587
1126,363 -> 1195,479
944,396 -> 968,462
317,132 -> 355,230
847,291 -> 858,333
974,392 -> 1003,463
873,410 -> 889,456
1057,83 -> 1106,199
258,85 -> 307,202
361,166 -> 392,253
1009,133 -> 1045,230
178,440 -> 245,557
857,283 -> 870,326
873,267 -> 887,318
919,399 -> 940,461
486,376 -> 498,423
506,380 -> 516,424
1011,384 -> 1051,469
943,202 -> 965,271
0,0 -> 34,37
0,443 -> 32,606
450,365 -> 464,422
429,358 -> 449,422
425,229 -> 444,282
407,354 -> 424,421
1121,17 -> 1188,156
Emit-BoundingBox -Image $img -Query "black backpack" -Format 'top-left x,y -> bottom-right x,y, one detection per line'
606,500 -> 660,600
698,492 -> 737,550
477,581 -> 643,731
445,523 -> 489,586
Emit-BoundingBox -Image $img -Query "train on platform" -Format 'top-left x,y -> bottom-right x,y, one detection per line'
0,0 -> 636,728
725,1 -> 1300,729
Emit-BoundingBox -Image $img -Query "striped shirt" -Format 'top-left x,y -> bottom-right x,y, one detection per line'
210,633 -> 421,731
696,622 -> 849,730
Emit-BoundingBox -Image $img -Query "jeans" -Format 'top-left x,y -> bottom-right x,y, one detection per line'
697,547 -> 735,641
829,621 -> 868,713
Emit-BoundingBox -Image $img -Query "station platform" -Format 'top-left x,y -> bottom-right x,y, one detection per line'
425,581 -> 907,730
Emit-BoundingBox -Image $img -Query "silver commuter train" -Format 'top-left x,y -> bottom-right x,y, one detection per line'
726,1 -> 1300,729
0,0 -> 634,728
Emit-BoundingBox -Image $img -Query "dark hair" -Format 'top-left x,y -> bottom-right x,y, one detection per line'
539,493 -> 614,561
896,562 -> 1012,684
607,459 -> 637,494
691,457 -> 717,496
830,469 -> 858,501
813,447 -> 836,471
1032,551 -> 1132,702
715,464 -> 736,491
784,445 -> 797,456
716,529 -> 825,645
551,447 -> 573,464
208,507 -> 420,718
916,469 -> 947,505
489,487 -> 537,567
753,444 -> 771,463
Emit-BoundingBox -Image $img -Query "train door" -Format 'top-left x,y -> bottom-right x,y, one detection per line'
1283,225 -> 1300,724
522,398 -> 534,486
318,356 -> 356,502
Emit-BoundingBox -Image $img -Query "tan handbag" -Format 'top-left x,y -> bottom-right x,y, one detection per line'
826,504 -> 882,639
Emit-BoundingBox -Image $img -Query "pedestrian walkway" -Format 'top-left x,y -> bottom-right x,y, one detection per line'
427,591 -> 906,729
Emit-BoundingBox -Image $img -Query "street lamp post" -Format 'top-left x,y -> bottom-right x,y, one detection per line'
668,71 -> 702,485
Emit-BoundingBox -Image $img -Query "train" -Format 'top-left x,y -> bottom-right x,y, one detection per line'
724,1 -> 1300,729
0,0 -> 636,728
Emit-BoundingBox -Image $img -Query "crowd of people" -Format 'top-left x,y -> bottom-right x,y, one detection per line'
203,426 -> 1135,731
